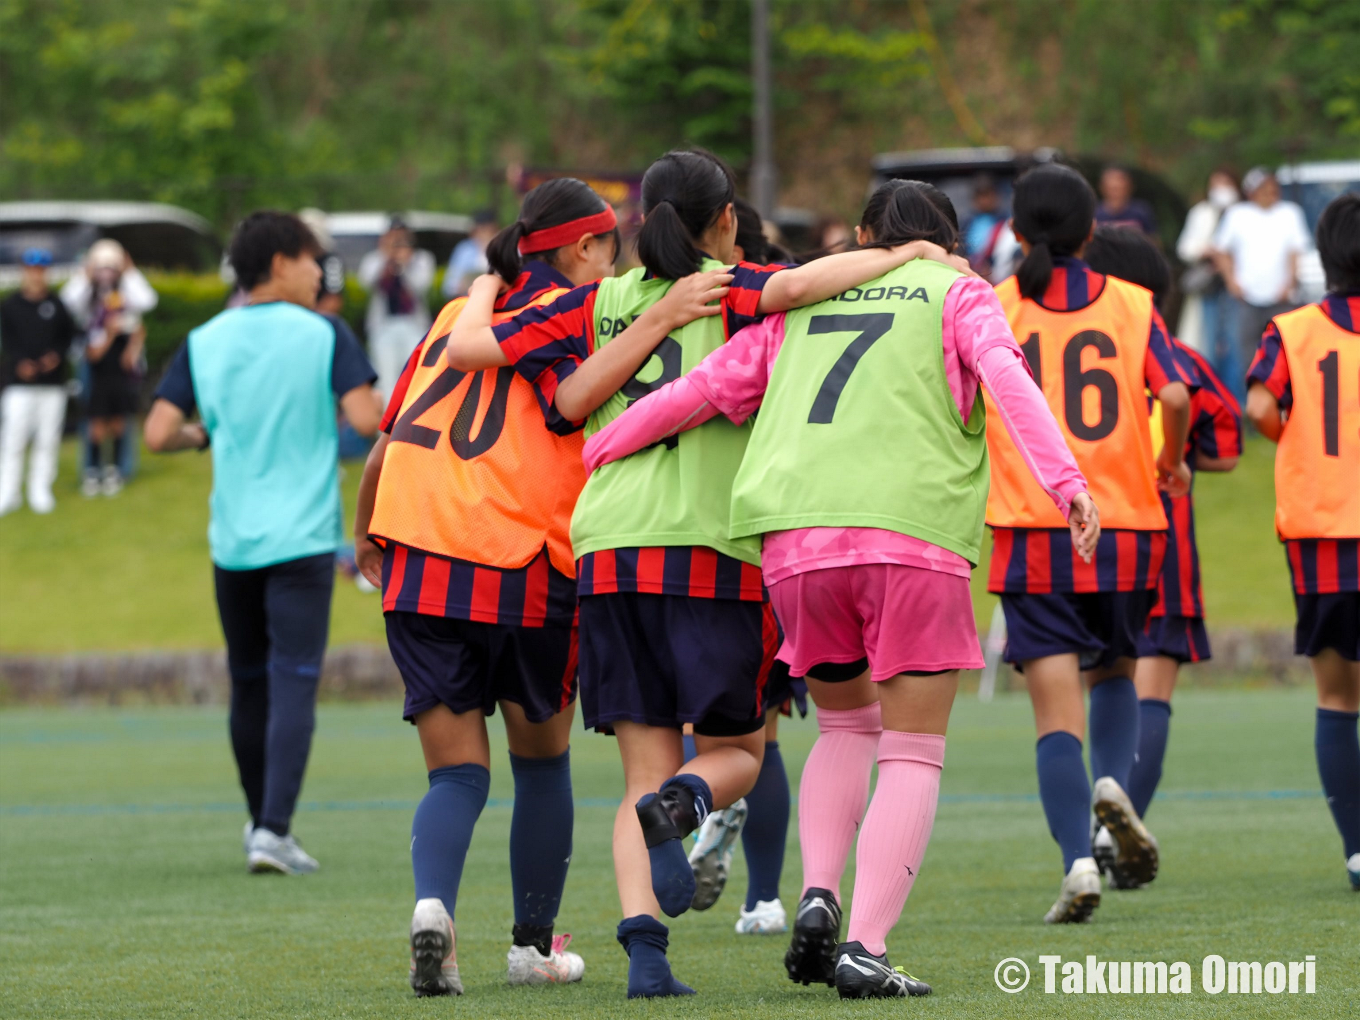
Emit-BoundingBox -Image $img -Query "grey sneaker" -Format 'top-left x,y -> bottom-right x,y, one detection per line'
1092,776 -> 1159,886
506,934 -> 584,985
100,466 -> 123,496
81,470 -> 101,498
410,898 -> 462,996
1044,857 -> 1101,924
246,827 -> 319,875
687,799 -> 748,910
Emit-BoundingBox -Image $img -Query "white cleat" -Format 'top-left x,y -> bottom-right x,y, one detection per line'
507,933 -> 585,985
1347,853 -> 1360,891
1092,776 -> 1159,886
410,898 -> 462,996
1044,857 -> 1102,924
246,827 -> 319,875
688,798 -> 748,911
735,897 -> 787,934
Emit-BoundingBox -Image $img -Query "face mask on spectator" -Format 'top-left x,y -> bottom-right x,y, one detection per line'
1209,184 -> 1239,209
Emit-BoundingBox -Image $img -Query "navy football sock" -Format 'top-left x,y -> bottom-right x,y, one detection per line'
682,733 -> 697,763
617,915 -> 695,997
1315,708 -> 1360,858
1036,731 -> 1093,872
1127,699 -> 1172,818
411,763 -> 490,920
741,740 -> 789,910
1088,675 -> 1139,791
637,775 -> 711,917
509,749 -> 573,931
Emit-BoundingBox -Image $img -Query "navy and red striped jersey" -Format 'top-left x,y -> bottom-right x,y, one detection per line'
494,260 -> 784,602
1247,292 -> 1360,594
382,543 -> 579,627
1285,539 -> 1360,595
988,527 -> 1167,594
1247,291 -> 1360,412
491,261 -> 782,435
1152,340 -> 1244,618
988,256 -> 1184,594
577,545 -> 766,601
377,260 -> 580,627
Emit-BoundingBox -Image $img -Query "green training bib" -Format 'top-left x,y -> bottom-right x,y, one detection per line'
729,259 -> 990,563
570,261 -> 762,566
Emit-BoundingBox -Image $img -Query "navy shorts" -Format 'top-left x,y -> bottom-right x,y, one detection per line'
578,593 -> 777,736
386,611 -> 578,724
1001,590 -> 1158,671
1136,614 -> 1212,664
764,659 -> 809,718
1294,593 -> 1360,661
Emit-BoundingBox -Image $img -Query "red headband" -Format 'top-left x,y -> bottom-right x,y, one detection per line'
518,207 -> 618,255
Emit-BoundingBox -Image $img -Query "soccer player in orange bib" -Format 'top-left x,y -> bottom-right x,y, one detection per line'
983,164 -> 1193,923
353,178 -> 727,997
1083,227 -> 1243,886
1246,193 -> 1360,892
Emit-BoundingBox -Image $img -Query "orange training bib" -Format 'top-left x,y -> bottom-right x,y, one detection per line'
1272,304 -> 1360,540
368,293 -> 586,576
985,275 -> 1167,531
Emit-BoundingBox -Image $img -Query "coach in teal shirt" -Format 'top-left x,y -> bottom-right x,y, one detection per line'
147,211 -> 381,876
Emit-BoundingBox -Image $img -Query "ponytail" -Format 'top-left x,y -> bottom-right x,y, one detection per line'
484,177 -> 616,285
636,149 -> 736,280
1012,163 -> 1096,301
485,221 -> 531,283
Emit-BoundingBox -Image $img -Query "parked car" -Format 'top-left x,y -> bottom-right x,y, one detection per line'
1277,159 -> 1360,303
324,211 -> 474,273
870,146 -> 1188,258
0,201 -> 221,287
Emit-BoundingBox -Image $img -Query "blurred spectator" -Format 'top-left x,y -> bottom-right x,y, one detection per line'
358,217 -> 434,398
1212,167 -> 1310,403
1176,168 -> 1240,378
1095,165 -> 1157,236
61,239 -> 158,497
965,174 -> 1009,276
0,248 -> 78,516
813,213 -> 851,254
442,209 -> 499,299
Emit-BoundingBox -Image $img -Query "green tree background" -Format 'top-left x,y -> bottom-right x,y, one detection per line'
2,0 -> 1357,228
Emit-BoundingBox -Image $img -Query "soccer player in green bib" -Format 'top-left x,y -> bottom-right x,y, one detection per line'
585,180 -> 1101,998
446,150 -> 966,998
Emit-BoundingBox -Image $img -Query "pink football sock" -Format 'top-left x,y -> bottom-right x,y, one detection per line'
845,731 -> 946,957
799,702 -> 883,900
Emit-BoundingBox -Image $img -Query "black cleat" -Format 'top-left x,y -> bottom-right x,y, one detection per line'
784,887 -> 841,986
833,941 -> 932,999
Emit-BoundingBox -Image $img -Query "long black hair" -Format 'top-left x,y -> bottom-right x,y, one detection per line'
1012,163 -> 1097,301
1084,226 -> 1172,311
636,150 -> 736,280
855,179 -> 958,251
485,177 -> 616,284
732,197 -> 772,265
1317,192 -> 1360,293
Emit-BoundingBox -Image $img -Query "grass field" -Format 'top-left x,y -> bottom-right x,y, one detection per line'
0,435 -> 1296,654
2,689 -> 1355,1018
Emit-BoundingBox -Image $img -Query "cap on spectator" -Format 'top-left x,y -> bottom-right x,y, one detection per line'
21,247 -> 53,267
88,238 -> 127,270
473,208 -> 498,227
1241,166 -> 1273,198
387,214 -> 410,233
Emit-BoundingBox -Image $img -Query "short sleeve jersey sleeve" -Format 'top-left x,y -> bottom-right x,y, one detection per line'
154,342 -> 196,415
327,314 -> 378,396
1144,309 -> 1189,393
1247,320 -> 1292,410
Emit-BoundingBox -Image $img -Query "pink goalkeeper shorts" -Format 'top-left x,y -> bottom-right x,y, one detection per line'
768,563 -> 984,682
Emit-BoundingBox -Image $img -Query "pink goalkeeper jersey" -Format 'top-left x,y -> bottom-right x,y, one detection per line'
583,274 -> 1087,584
